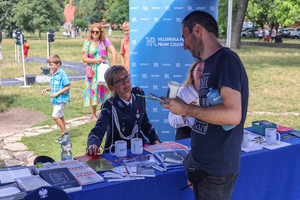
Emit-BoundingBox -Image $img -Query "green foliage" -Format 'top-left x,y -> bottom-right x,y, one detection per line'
63,0 -> 70,8
104,0 -> 129,25
218,0 -> 228,35
77,0 -> 105,21
0,0 -> 18,37
71,18 -> 89,29
274,0 -> 300,27
246,0 -> 300,27
90,10 -> 104,23
13,0 -> 65,35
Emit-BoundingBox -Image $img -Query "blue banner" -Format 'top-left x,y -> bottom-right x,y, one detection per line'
129,0 -> 218,141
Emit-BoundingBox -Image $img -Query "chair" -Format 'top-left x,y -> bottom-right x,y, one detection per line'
33,156 -> 55,165
23,186 -> 71,200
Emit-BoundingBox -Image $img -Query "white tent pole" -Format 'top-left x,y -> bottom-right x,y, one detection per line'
226,0 -> 232,48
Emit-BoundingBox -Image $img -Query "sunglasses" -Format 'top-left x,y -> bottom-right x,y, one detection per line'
113,74 -> 131,86
92,31 -> 100,34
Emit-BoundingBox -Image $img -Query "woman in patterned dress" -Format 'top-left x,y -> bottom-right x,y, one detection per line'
82,23 -> 117,122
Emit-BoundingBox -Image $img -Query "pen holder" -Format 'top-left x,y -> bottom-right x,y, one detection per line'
252,120 -> 277,136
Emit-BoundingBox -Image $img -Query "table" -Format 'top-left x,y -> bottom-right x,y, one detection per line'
231,128 -> 300,200
68,129 -> 300,200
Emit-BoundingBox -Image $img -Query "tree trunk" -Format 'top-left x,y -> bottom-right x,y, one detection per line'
231,0 -> 249,49
38,27 -> 41,40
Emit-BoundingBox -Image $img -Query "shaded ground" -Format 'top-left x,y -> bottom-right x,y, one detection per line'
0,107 -> 47,134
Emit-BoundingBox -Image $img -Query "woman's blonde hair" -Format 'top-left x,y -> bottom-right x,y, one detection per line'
88,23 -> 105,41
122,21 -> 129,31
182,59 -> 202,86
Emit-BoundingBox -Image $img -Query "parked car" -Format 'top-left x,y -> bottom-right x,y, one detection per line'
241,29 -> 258,38
289,28 -> 300,39
280,28 -> 296,38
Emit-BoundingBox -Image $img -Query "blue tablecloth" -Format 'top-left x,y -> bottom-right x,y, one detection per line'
68,128 -> 300,200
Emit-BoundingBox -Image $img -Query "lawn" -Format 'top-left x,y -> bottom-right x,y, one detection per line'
0,34 -> 300,162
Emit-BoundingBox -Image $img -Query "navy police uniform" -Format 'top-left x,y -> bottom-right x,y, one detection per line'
87,87 -> 159,152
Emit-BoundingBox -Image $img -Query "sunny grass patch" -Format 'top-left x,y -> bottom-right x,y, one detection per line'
20,122 -> 96,161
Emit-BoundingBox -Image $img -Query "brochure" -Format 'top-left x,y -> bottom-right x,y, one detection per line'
0,167 -> 32,184
39,167 -> 82,193
143,141 -> 189,154
74,155 -> 114,172
15,175 -> 51,192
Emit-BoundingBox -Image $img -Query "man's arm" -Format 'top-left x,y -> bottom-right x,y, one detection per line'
161,86 -> 241,126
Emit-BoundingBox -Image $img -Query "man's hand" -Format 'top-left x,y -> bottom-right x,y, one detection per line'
86,144 -> 100,155
160,96 -> 187,116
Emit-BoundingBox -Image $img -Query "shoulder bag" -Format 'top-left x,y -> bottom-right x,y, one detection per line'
97,41 -> 111,86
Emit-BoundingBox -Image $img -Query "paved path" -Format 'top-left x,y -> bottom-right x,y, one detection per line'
0,115 -> 91,166
1,57 -> 86,87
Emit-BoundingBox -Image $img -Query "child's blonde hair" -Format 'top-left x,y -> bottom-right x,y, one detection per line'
47,55 -> 62,66
122,21 -> 129,31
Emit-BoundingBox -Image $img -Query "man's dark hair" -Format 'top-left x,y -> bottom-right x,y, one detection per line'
182,11 -> 218,38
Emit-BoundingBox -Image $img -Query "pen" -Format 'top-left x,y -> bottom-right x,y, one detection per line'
180,183 -> 192,191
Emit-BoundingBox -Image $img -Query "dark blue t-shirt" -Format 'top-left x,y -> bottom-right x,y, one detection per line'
185,47 -> 249,176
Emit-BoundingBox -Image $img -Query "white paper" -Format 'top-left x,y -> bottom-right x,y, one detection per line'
0,168 -> 32,184
0,187 -> 21,197
241,143 -> 263,152
246,131 -> 291,150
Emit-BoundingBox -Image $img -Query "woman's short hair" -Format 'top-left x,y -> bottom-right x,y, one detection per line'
47,55 -> 62,66
182,59 -> 202,86
104,65 -> 127,87
88,23 -> 105,41
122,22 -> 129,31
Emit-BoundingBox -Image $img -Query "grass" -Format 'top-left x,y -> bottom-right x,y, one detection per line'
0,35 -> 300,161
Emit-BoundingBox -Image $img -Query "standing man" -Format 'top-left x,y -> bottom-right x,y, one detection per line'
161,11 -> 249,200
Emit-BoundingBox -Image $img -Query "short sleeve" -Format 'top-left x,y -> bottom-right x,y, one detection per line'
82,39 -> 91,53
103,38 -> 112,48
120,39 -> 125,54
61,71 -> 70,87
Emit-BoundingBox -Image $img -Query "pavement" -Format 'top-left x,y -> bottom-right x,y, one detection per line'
1,57 -> 86,87
0,115 -> 92,166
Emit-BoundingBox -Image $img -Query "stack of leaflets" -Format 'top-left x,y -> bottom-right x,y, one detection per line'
15,175 -> 51,192
113,154 -> 157,167
143,141 -> 189,170
102,165 -> 156,182
56,159 -> 104,185
0,166 -> 32,184
0,183 -> 26,200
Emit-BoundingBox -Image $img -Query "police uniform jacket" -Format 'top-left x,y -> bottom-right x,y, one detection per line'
87,87 -> 160,152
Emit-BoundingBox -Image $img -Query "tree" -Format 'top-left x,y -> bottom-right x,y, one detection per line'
76,0 -> 104,23
231,0 -> 250,49
13,0 -> 64,40
104,0 -> 129,26
0,0 -> 18,38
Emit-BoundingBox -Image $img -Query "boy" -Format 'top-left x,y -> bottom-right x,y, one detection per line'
41,55 -> 71,143
23,40 -> 30,61
120,21 -> 129,72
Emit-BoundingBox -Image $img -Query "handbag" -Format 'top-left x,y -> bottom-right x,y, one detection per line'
96,41 -> 110,85
97,61 -> 110,85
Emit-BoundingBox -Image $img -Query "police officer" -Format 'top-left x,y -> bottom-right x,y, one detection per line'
86,65 -> 160,155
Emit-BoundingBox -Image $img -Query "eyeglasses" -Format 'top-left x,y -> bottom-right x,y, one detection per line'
113,74 -> 131,86
92,31 -> 100,34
